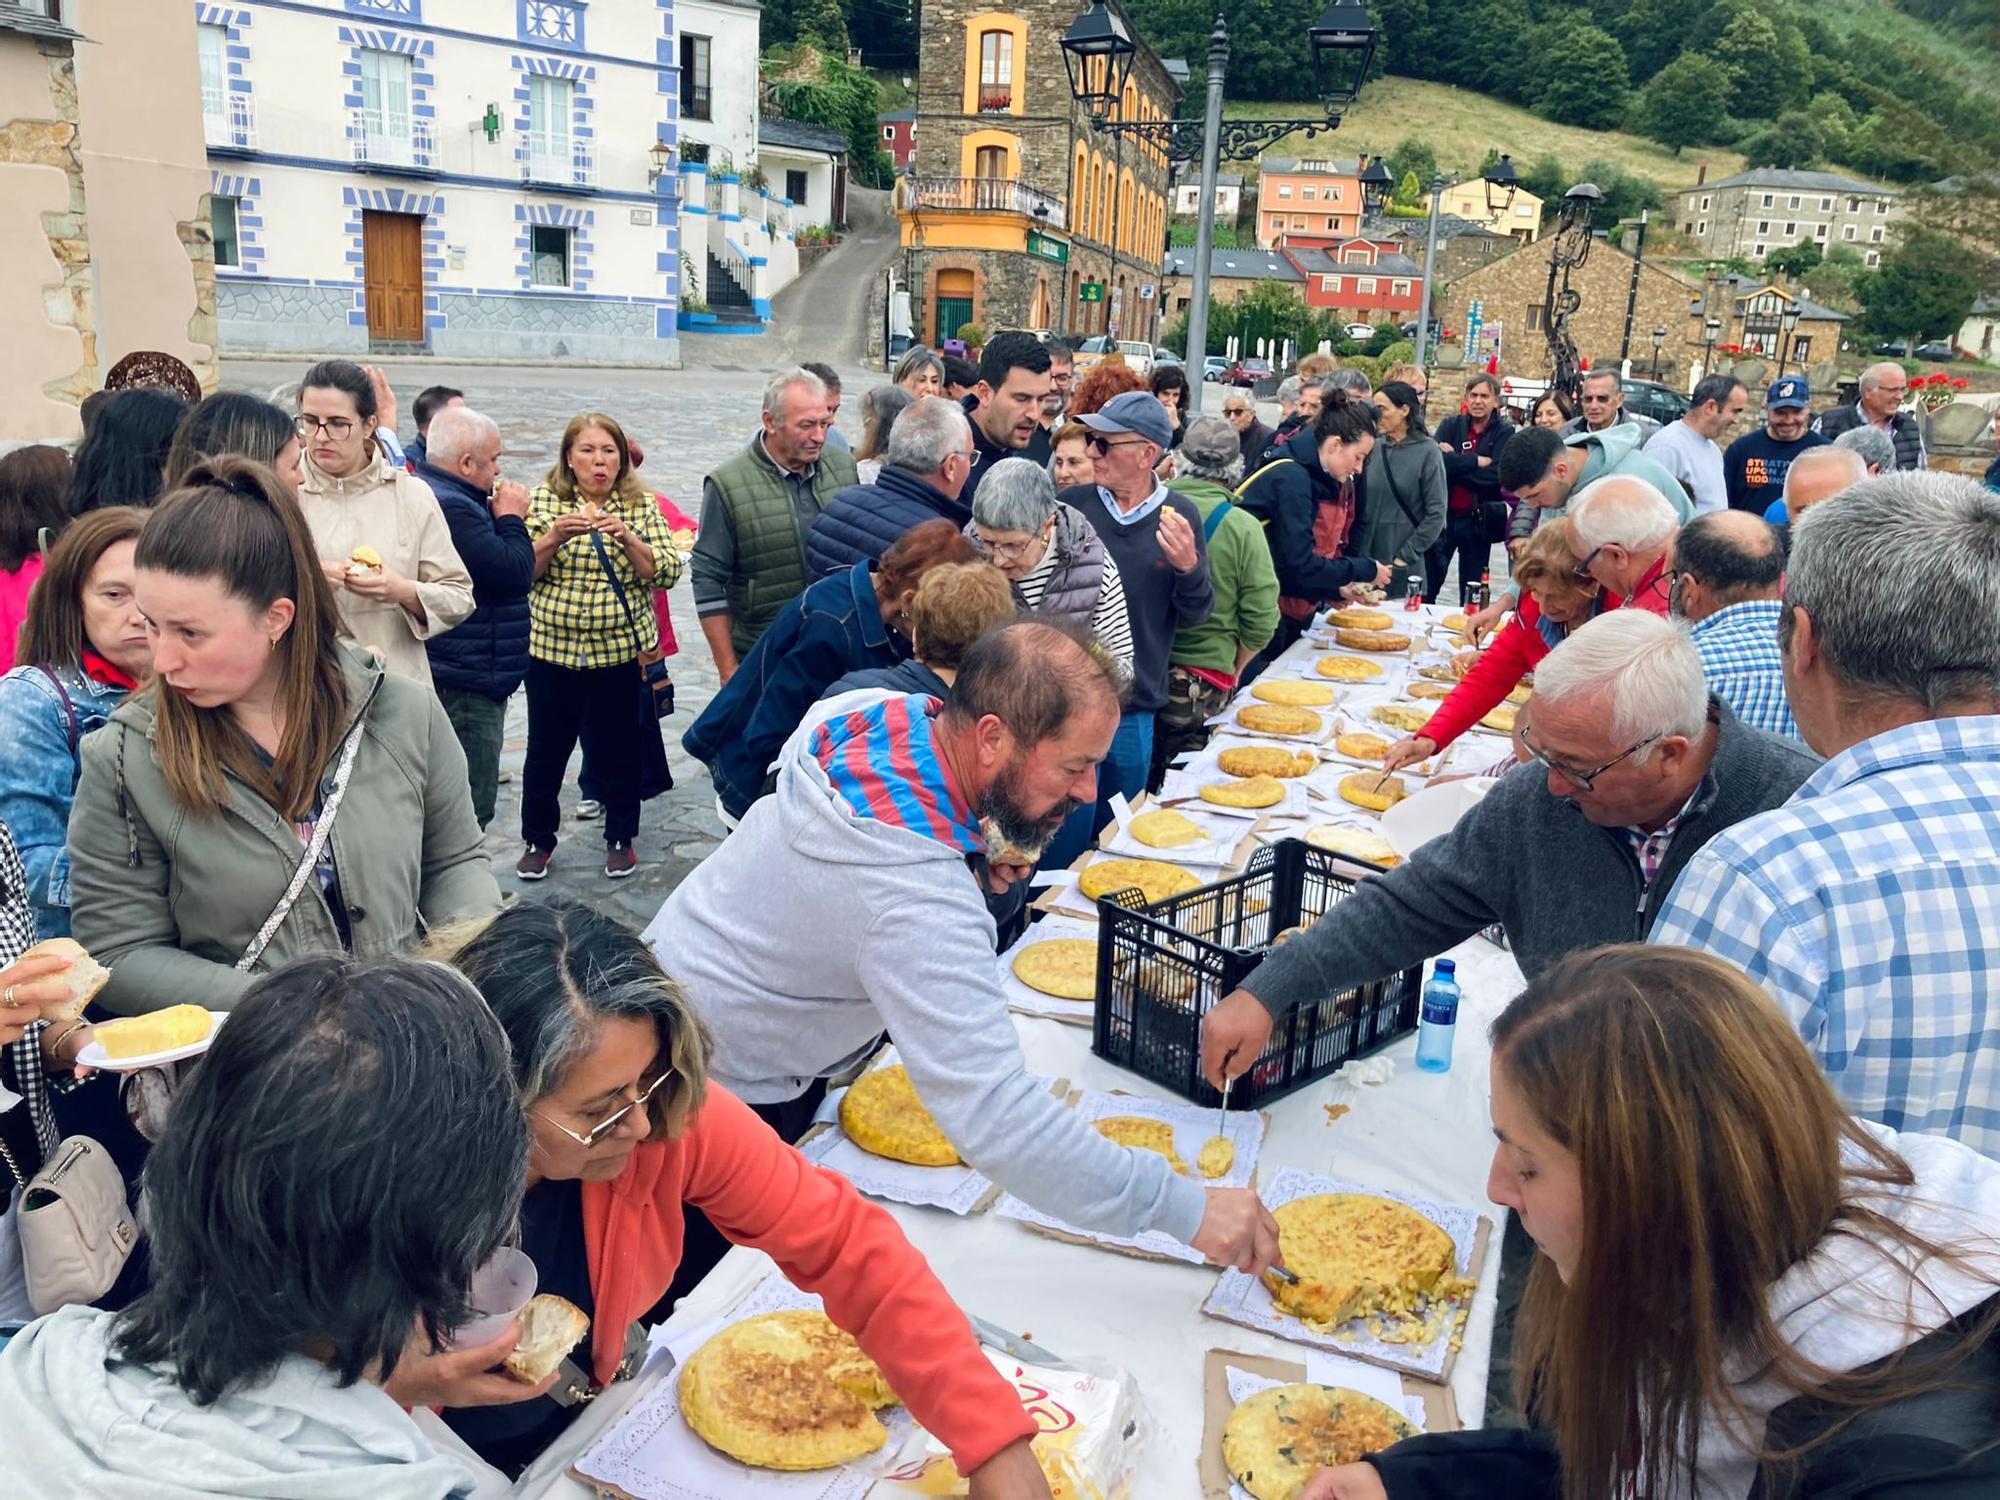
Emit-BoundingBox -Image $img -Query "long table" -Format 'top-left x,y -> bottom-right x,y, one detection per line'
519,611 -> 1523,1497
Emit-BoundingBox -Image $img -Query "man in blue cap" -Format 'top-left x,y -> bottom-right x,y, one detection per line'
1724,376 -> 1830,514
1041,390 -> 1213,867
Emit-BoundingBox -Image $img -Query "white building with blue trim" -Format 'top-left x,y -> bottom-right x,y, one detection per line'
198,0 -> 689,364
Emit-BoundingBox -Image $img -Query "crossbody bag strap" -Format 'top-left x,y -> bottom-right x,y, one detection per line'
236,718 -> 366,972
1201,499 -> 1234,544
36,668 -> 79,758
588,531 -> 652,657
1377,452 -> 1422,530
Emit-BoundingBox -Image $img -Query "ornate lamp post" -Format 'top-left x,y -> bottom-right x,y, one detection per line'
1776,302 -> 1803,379
1360,154 -> 1392,216
1061,0 -> 1377,414
1650,325 -> 1667,381
1704,314 -> 1722,374
1483,153 -> 1518,220
1541,182 -> 1602,402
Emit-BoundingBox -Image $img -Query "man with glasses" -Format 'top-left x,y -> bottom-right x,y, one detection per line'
1814,361 -> 1927,470
804,397 -> 978,579
1567,475 -> 1680,618
1198,610 -> 1819,1085
1221,392 -> 1276,467
967,456 -> 1132,675
1034,337 -> 1074,450
1560,367 -> 1661,442
1723,376 -> 1830,515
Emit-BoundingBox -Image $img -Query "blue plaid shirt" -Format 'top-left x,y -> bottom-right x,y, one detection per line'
1651,716 -> 2000,1155
1689,598 -> 1798,739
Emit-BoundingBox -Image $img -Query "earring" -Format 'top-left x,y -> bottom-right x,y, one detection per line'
269,636 -> 280,652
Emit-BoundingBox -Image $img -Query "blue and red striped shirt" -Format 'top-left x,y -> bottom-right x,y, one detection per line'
810,694 -> 983,855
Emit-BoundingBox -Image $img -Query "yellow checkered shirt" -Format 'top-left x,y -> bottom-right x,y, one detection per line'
527,485 -> 683,669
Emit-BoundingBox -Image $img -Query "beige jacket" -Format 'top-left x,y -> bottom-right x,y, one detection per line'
300,450 -> 474,684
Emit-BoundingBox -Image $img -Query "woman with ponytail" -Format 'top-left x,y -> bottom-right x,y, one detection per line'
65,456 -> 500,1016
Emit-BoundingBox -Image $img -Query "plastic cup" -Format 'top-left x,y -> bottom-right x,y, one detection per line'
449,1246 -> 537,1349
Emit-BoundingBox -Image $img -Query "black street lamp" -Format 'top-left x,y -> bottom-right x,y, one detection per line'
1061,0 -> 1379,412
1777,302 -> 1803,379
1483,153 -> 1518,220
1360,154 -> 1392,218
1703,314 -> 1722,372
1650,324 -> 1666,381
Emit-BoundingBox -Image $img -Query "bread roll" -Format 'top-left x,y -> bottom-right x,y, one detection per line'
19,937 -> 110,1023
505,1294 -> 590,1384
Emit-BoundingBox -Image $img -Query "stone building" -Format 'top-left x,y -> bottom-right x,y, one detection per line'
1370,211 -> 1514,284
1434,236 -> 1702,388
1673,166 -> 1901,269
898,0 -> 1177,344
1159,245 -> 1300,321
1,0 -> 216,444
1693,273 -> 1849,386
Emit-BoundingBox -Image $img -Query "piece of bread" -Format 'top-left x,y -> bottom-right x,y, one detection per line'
20,937 -> 110,1023
346,544 -> 383,574
505,1294 -> 590,1384
1335,628 -> 1411,653
91,1004 -> 211,1061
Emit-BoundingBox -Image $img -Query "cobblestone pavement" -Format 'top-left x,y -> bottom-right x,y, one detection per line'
220,354 -> 885,926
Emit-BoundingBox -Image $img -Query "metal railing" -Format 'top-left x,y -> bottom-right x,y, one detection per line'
350,109 -> 434,170
203,92 -> 257,152
522,131 -> 595,188
904,175 -> 1065,230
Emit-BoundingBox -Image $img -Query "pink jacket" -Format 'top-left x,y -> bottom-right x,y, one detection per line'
0,556 -> 44,675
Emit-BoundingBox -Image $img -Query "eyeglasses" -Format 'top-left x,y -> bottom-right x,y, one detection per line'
951,447 -> 981,469
294,413 -> 356,440
973,528 -> 1044,560
1084,434 -> 1147,455
1572,544 -> 1607,580
1579,393 -> 1618,406
1519,722 -> 1661,792
534,1071 -> 670,1148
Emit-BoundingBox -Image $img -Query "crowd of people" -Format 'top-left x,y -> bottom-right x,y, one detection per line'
1,335 -> 1998,1500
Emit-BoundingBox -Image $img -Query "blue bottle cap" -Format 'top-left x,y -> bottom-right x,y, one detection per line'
1435,958 -> 1455,974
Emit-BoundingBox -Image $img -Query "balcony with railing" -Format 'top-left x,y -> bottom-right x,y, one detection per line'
905,175 -> 1065,230
350,109 -> 435,172
521,131 -> 596,190
202,91 -> 257,154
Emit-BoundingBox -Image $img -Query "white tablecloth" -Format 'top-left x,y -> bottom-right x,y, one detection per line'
516,613 -> 1525,1498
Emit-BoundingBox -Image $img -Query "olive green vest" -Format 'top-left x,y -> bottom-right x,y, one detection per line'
710,441 -> 858,655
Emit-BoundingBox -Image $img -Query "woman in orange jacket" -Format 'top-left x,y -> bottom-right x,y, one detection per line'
426,898 -> 1050,1496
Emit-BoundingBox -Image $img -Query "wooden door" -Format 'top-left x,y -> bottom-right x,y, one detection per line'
361,210 -> 424,342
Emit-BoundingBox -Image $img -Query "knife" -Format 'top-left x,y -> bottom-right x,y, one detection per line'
1215,1053 -> 1299,1285
970,1314 -> 1064,1365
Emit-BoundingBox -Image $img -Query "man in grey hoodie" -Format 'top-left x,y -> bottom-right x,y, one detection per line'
645,621 -> 1282,1272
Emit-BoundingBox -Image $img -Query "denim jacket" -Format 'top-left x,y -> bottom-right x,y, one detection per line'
0,664 -> 131,939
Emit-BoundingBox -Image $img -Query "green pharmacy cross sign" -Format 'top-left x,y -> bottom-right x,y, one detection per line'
1079,281 -> 1105,303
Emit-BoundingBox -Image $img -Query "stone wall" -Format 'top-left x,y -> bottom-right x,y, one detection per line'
1438,239 -> 1700,388
433,292 -> 674,364
216,280 -> 366,356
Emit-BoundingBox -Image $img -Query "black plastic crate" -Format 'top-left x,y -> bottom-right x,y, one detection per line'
1089,839 -> 1422,1109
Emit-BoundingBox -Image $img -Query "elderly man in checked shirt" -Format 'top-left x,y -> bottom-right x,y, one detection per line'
1664,509 -> 1799,738
1654,473 -> 2000,1157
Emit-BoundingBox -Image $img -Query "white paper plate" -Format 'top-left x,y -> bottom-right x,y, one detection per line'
78,1010 -> 228,1072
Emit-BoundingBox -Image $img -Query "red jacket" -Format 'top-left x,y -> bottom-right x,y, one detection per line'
579,1085 -> 1034,1474
1417,592 -> 1621,750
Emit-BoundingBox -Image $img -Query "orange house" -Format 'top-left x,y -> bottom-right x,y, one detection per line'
1255,157 -> 1364,250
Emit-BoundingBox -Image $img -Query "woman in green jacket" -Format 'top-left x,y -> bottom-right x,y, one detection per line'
1156,416 -> 1282,782
66,456 -> 500,1016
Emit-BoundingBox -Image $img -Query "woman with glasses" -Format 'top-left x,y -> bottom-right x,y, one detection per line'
968,457 -> 1132,672
429,900 -> 1050,1491
1380,518 -> 1617,774
296,360 -> 473,686
682,520 -> 981,825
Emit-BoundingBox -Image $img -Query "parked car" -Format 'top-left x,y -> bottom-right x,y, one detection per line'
1874,338 -> 1957,362
1202,356 -> 1232,383
1619,378 -> 1691,427
1152,347 -> 1183,367
1223,357 -> 1272,388
1071,336 -> 1155,377
1344,323 -> 1379,341
1399,320 -> 1421,340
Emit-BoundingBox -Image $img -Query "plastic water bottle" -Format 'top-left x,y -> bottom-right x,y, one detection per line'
1414,959 -> 1460,1073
